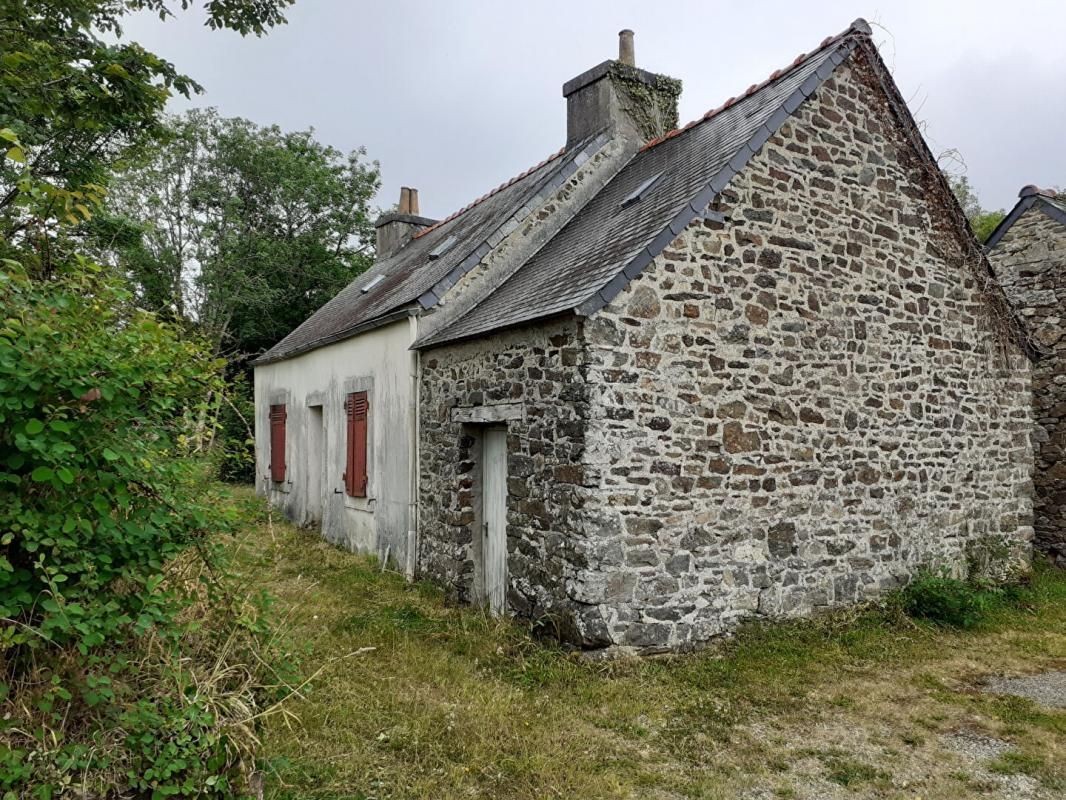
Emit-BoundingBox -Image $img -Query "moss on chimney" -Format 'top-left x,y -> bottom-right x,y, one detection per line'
610,63 -> 682,141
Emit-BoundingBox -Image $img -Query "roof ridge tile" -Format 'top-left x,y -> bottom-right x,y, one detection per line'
640,19 -> 869,153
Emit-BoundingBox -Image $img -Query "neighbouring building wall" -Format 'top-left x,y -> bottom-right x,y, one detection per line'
988,206 -> 1066,564
418,319 -> 607,635
253,317 -> 417,569
578,53 -> 1033,650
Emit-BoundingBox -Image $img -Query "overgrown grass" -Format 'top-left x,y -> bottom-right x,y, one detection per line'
222,489 -> 1066,799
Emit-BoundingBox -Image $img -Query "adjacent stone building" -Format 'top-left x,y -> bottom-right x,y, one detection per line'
987,187 -> 1066,565
255,19 -> 1034,652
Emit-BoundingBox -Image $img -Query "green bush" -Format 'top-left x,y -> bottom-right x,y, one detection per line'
0,259 -> 291,797
218,376 -> 257,484
900,570 -> 1002,629
0,258 -> 223,651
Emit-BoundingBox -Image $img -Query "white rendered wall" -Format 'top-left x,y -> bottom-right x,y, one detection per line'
253,317 -> 417,569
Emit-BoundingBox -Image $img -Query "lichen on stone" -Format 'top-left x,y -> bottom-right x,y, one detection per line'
608,62 -> 682,141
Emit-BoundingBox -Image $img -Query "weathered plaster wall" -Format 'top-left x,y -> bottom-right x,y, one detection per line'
417,134 -> 635,345
418,319 -> 604,634
988,205 -> 1066,563
576,56 -> 1033,649
254,317 -> 417,568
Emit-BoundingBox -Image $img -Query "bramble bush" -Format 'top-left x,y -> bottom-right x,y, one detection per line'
0,259 -> 292,797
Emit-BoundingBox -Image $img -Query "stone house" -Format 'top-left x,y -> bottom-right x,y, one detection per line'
986,187 -> 1066,566
254,19 -> 1034,651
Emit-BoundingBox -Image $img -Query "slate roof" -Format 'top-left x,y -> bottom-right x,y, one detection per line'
986,186 -> 1066,250
255,18 -> 874,363
414,20 -> 869,348
253,134 -> 606,364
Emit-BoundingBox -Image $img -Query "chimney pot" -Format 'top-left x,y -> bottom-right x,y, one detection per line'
399,186 -> 412,214
618,29 -> 635,66
408,187 -> 420,215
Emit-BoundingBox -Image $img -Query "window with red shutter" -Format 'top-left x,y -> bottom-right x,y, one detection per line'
269,404 -> 287,482
344,392 -> 369,497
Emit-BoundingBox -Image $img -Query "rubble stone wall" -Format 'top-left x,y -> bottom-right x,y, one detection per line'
418,319 -> 600,630
575,55 -> 1033,649
989,204 -> 1066,563
417,51 -> 1034,651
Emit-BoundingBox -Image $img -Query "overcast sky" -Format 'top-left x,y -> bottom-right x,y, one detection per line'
123,1 -> 1066,221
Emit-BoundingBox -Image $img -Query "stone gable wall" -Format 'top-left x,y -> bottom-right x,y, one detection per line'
578,54 -> 1033,649
988,205 -> 1066,563
417,50 -> 1034,652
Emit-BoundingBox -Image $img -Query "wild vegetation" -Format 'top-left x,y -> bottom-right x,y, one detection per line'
97,107 -> 380,479
949,174 -> 1006,243
222,489 -> 1066,799
0,2 -> 319,796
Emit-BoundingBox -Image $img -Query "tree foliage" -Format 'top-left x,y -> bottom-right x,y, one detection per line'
0,256 -> 294,797
949,175 -> 1006,244
0,259 -> 222,649
100,108 -> 380,359
0,0 -> 293,274
1,1 -> 300,795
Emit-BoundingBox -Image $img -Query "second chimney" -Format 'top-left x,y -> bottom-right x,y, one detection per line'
375,186 -> 436,260
562,29 -> 681,147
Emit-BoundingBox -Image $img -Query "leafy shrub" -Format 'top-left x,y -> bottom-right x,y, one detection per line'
218,377 -> 257,484
900,570 -> 1002,629
0,259 -> 292,796
0,258 -> 223,650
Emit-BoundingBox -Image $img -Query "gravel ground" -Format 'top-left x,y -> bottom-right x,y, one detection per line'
943,729 -> 1012,761
983,671 -> 1066,709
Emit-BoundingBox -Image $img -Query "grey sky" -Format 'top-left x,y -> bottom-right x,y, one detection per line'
124,1 -> 1066,221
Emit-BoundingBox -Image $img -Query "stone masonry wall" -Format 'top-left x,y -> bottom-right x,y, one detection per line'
988,206 -> 1066,563
419,319 -> 604,634
578,53 -> 1033,650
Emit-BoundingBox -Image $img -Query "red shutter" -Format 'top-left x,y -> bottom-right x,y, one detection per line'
345,392 -> 368,497
269,404 -> 287,482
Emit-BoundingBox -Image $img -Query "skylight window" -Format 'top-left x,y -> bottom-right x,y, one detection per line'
428,234 -> 458,260
620,172 -> 665,208
361,274 -> 385,293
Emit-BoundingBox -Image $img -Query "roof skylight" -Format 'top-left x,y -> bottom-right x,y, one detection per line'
361,274 -> 385,293
428,234 -> 458,260
620,171 -> 665,208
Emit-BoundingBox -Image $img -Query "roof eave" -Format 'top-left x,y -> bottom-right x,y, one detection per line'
984,195 -> 1038,250
252,306 -> 418,367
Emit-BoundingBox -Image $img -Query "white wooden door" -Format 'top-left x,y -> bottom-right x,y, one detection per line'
482,428 -> 508,614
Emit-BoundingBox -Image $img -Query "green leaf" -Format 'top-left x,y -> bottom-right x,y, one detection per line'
5,146 -> 25,164
102,448 -> 119,461
30,466 -> 54,482
25,418 -> 44,435
55,467 -> 74,484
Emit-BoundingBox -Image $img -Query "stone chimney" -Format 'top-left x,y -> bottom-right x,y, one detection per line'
562,29 -> 681,148
374,186 -> 437,260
